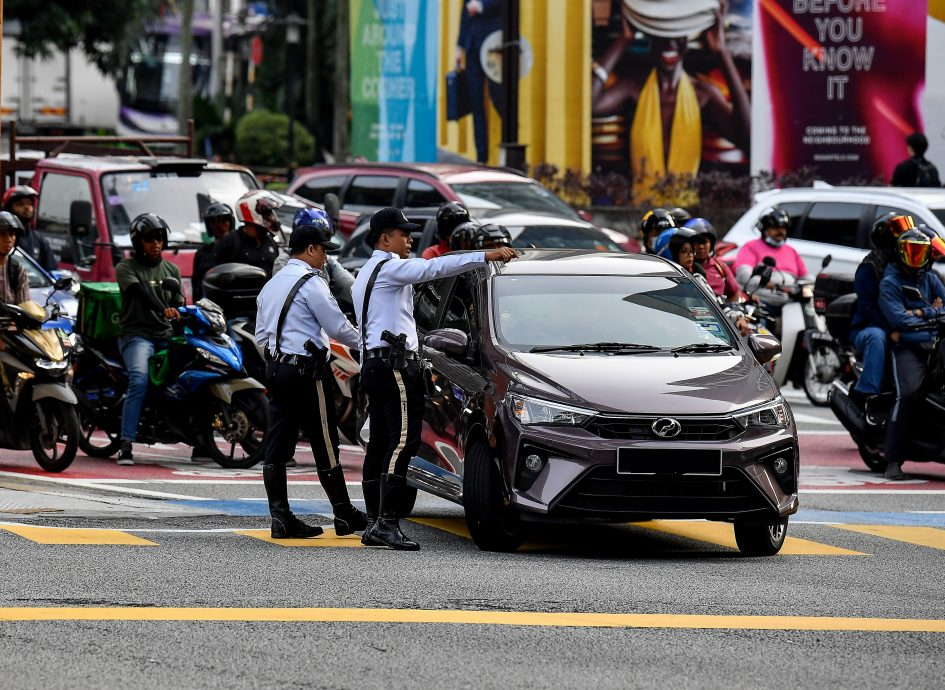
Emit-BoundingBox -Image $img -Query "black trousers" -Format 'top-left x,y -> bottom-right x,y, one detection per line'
885,346 -> 927,465
361,358 -> 424,480
265,361 -> 341,471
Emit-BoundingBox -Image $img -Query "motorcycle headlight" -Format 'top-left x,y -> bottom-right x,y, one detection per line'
199,349 -> 229,367
35,358 -> 69,372
733,398 -> 790,429
508,394 -> 595,426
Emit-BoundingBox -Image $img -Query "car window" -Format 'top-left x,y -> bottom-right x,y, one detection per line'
442,280 -> 474,334
345,175 -> 399,210
415,280 -> 447,332
404,179 -> 446,209
874,204 -> 932,228
932,209 -> 945,227
295,174 -> 347,205
36,172 -> 96,263
510,225 -> 623,251
10,248 -> 51,289
451,181 -> 578,219
799,202 -> 861,247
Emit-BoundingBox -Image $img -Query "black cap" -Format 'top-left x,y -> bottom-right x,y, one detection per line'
368,207 -> 420,244
288,224 -> 339,251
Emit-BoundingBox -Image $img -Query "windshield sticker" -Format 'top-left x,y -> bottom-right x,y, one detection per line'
130,180 -> 150,193
689,307 -> 713,320
697,322 -> 724,337
500,311 -> 513,320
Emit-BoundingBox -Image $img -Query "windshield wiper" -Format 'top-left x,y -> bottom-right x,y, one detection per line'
670,343 -> 736,353
529,342 -> 662,353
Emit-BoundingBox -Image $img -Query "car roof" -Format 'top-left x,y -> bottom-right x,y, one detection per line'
474,209 -> 593,228
491,249 -> 680,276
292,161 -> 528,183
755,185 -> 945,209
37,154 -> 250,175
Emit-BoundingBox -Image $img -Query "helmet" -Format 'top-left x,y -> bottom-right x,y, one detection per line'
684,217 -> 717,249
871,212 -> 914,250
203,202 -> 235,238
669,207 -> 691,226
897,229 -> 932,272
0,210 -> 25,238
129,213 -> 170,251
293,207 -> 332,234
472,223 -> 511,249
915,224 -> 945,261
236,190 -> 284,234
652,228 -> 678,258
668,227 -> 698,264
449,221 -> 480,251
640,208 -> 676,250
435,202 -> 471,241
1,184 -> 38,211
755,206 -> 790,232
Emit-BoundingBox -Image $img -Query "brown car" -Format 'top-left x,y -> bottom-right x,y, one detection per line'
411,250 -> 798,556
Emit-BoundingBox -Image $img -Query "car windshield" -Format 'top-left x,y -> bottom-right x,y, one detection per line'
452,181 -> 578,219
493,275 -> 736,351
509,225 -> 623,251
102,170 -> 257,243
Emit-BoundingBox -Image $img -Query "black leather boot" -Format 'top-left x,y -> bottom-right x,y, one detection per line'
263,463 -> 323,538
318,465 -> 367,536
364,473 -> 419,551
361,478 -> 384,546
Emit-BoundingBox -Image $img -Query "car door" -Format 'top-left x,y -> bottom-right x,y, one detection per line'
794,201 -> 869,275
34,171 -> 99,278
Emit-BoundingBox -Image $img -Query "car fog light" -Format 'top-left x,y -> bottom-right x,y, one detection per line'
773,457 -> 789,475
524,454 -> 543,472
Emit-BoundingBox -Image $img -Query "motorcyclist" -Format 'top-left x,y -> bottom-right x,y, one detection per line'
878,229 -> 945,480
1,185 -> 56,272
193,202 -> 234,300
733,206 -> 811,285
423,202 -> 471,259
449,221 -> 481,251
0,212 -> 30,305
669,207 -> 691,227
639,208 -> 675,254
213,190 -> 282,278
687,218 -> 744,302
471,223 -> 512,250
114,214 -> 186,466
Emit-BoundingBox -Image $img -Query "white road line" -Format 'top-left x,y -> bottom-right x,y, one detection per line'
801,489 -> 945,494
792,413 -> 841,425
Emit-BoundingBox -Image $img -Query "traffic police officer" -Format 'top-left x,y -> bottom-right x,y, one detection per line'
255,214 -> 366,538
352,207 -> 517,550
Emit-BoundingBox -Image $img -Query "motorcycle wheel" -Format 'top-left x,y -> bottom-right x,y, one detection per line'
857,443 -> 887,473
30,399 -> 80,472
201,389 -> 270,469
78,415 -> 122,459
802,346 -> 840,407
74,366 -> 124,458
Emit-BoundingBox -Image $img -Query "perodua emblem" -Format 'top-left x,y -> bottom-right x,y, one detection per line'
651,417 -> 682,438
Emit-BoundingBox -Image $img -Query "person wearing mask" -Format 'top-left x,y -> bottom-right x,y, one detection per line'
686,218 -> 743,302
1,185 -> 56,272
114,214 -> 185,465
891,132 -> 941,188
352,207 -> 518,550
213,190 -> 282,278
733,206 -> 810,284
423,202 -> 471,259
639,208 -> 675,254
193,202 -> 234,301
254,215 -> 366,539
878,230 -> 945,480
0,212 -> 30,305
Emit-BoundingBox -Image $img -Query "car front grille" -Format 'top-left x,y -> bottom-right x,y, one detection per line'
587,416 -> 740,441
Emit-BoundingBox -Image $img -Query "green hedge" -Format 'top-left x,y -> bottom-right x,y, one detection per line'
234,109 -> 315,168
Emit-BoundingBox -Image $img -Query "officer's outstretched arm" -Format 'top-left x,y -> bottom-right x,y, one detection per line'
379,251 -> 487,287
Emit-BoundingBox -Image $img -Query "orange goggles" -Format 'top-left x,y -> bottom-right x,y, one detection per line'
899,238 -> 931,269
888,215 -> 915,238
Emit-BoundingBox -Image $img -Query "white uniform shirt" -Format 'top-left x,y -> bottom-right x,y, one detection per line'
352,249 -> 486,351
255,258 -> 360,356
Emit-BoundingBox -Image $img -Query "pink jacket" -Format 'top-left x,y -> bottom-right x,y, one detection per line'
733,239 -> 809,278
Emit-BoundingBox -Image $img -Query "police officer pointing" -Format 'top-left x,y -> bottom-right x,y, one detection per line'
255,215 -> 366,538
353,207 -> 518,550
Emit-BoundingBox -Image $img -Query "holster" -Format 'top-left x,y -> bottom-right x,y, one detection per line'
303,340 -> 329,378
381,330 -> 409,370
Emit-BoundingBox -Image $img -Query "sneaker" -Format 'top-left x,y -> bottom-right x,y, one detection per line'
117,440 -> 134,466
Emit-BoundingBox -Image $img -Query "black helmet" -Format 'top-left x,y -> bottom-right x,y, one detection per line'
435,202 -> 471,241
0,210 -> 24,238
684,217 -> 717,250
130,213 -> 170,251
669,207 -> 692,226
472,223 -> 511,249
449,221 -> 480,251
871,212 -> 914,250
640,208 -> 676,251
897,229 -> 932,272
203,202 -> 235,238
668,227 -> 698,264
755,206 -> 790,233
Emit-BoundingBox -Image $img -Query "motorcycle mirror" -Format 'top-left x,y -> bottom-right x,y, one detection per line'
759,266 -> 773,287
901,285 -> 925,303
324,193 -> 341,227
52,276 -> 74,292
821,254 -> 832,269
161,277 -> 182,294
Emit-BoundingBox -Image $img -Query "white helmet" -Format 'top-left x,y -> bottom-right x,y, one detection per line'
236,190 -> 284,234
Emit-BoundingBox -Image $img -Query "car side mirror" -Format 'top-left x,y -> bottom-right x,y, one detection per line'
161,277 -> 182,294
69,200 -> 93,237
748,333 -> 782,364
424,328 -> 469,358
901,285 -> 924,302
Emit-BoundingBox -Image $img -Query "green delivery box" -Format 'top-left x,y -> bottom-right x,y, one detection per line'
77,282 -> 122,342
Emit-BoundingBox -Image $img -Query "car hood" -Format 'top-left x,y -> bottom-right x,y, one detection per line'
506,349 -> 777,416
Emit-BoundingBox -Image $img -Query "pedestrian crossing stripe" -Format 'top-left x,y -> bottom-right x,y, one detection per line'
830,524 -> 945,551
0,525 -> 157,545
234,527 -> 363,547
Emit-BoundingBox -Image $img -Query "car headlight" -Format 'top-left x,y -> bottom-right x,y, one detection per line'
35,358 -> 69,371
508,394 -> 595,426
734,398 -> 790,429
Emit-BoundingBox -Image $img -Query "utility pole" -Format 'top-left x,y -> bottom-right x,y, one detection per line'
177,0 -> 195,136
210,0 -> 224,110
332,0 -> 350,161
305,0 -> 319,139
499,0 -> 525,171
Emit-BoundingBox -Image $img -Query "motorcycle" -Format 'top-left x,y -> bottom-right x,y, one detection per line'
0,284 -> 81,472
72,278 -> 269,469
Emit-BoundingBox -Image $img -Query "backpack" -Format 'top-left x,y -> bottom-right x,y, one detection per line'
915,159 -> 941,187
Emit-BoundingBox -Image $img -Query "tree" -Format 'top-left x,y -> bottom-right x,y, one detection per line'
4,0 -> 161,76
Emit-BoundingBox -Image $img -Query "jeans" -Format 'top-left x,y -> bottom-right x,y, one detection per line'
118,335 -> 158,442
885,346 -> 927,465
851,327 -> 887,395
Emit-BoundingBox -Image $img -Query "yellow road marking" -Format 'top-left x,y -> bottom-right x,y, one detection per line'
235,528 -> 364,548
633,521 -> 867,556
0,606 -> 942,631
831,524 -> 945,551
408,517 -> 557,552
0,525 -> 156,546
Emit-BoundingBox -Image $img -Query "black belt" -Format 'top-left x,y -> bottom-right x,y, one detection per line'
364,348 -> 419,361
270,352 -> 314,366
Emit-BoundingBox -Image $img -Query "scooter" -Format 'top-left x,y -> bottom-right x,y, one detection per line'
0,285 -> 80,472
72,279 -> 269,469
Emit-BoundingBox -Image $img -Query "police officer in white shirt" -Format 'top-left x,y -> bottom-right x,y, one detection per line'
255,216 -> 366,539
352,207 -> 517,550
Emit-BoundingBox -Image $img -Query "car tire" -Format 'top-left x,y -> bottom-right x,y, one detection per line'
463,440 -> 523,552
733,517 -> 789,556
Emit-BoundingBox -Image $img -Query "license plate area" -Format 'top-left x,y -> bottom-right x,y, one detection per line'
617,448 -> 722,476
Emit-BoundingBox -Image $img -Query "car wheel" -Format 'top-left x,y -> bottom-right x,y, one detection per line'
857,443 -> 887,473
463,440 -> 522,552
733,517 -> 789,556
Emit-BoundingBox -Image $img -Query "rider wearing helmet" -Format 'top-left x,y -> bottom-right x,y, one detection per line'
192,202 -> 235,300
213,190 -> 283,278
686,218 -> 743,302
449,221 -> 480,251
669,207 -> 692,227
0,212 -> 29,304
471,223 -> 512,250
1,185 -> 56,272
733,206 -> 810,285
114,213 -> 186,466
639,208 -> 675,254
423,202 -> 471,259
